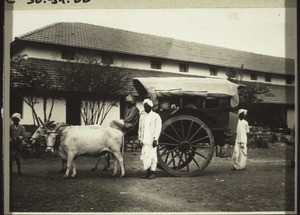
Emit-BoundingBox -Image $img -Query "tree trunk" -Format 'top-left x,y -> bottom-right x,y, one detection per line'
43,97 -> 47,122
47,97 -> 55,121
22,97 -> 39,125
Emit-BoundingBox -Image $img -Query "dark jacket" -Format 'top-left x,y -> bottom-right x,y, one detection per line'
124,106 -> 140,130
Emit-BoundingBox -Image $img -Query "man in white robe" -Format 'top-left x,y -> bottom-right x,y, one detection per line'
139,99 -> 162,179
232,109 -> 250,170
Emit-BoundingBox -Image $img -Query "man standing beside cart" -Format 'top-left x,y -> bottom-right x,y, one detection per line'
139,99 -> 162,179
232,109 -> 250,170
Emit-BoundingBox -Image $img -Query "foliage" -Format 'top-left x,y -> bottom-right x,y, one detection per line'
247,125 -> 293,148
226,66 -> 272,109
60,50 -> 130,125
81,99 -> 118,125
238,83 -> 272,109
10,55 -> 57,125
225,67 -> 243,83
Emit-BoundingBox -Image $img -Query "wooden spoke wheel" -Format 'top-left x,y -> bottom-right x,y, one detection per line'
157,115 -> 214,177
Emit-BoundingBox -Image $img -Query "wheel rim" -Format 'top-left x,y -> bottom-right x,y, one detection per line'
158,115 -> 214,177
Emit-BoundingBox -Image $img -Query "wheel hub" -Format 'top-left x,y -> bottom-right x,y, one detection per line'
179,141 -> 190,152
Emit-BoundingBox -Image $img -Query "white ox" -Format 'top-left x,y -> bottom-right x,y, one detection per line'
46,126 -> 125,179
31,122 -> 111,172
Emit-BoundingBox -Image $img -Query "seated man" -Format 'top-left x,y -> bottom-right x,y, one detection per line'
110,94 -> 140,135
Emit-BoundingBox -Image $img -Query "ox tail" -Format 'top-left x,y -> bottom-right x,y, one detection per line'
121,133 -> 125,156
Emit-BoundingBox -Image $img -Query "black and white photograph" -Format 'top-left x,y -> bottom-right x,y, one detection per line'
3,1 -> 297,214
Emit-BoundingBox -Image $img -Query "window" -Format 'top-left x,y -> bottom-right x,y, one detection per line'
151,59 -> 162,69
210,67 -> 218,76
205,98 -> 219,108
219,98 -> 230,108
286,76 -> 294,85
179,63 -> 189,73
158,98 -> 180,110
250,73 -> 257,80
101,53 -> 114,65
265,74 -> 272,82
61,48 -> 75,60
182,97 -> 204,109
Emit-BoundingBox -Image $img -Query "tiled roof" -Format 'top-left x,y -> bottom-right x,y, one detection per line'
13,22 -> 294,76
10,58 -> 294,105
10,58 -> 202,97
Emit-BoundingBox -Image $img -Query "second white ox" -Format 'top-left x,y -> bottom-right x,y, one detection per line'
46,126 -> 125,179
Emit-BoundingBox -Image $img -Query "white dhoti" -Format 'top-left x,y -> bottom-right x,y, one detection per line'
232,142 -> 247,169
233,115 -> 249,170
138,107 -> 162,172
140,144 -> 157,171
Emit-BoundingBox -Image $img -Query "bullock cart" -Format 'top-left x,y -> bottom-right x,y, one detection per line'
133,77 -> 242,177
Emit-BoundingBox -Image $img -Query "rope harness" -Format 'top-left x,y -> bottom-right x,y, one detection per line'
54,133 -> 62,149
46,124 -> 69,150
45,131 -> 61,150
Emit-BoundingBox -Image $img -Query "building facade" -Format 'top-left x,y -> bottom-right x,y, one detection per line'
10,22 -> 295,128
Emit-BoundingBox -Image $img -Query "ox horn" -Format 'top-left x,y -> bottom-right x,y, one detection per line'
38,117 -> 47,129
54,123 -> 70,133
38,117 -> 52,133
45,120 -> 55,127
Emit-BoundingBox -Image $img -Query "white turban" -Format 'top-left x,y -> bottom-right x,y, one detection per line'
143,99 -> 153,107
238,109 -> 247,116
11,113 -> 21,120
125,94 -> 136,104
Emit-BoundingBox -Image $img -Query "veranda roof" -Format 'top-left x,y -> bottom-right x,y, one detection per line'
11,58 -> 294,106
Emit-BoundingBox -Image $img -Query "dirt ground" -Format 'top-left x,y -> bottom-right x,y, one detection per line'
9,142 -> 295,214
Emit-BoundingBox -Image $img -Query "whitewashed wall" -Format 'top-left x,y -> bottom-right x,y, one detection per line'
80,100 -> 121,127
116,55 -> 151,71
271,74 -> 286,85
12,43 -> 292,86
286,108 -> 295,129
101,102 -> 120,127
21,97 -> 66,125
12,45 -> 61,60
21,96 -> 121,127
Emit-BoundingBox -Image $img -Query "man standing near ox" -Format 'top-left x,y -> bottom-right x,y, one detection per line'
10,113 -> 26,175
110,94 -> 139,133
139,99 -> 162,179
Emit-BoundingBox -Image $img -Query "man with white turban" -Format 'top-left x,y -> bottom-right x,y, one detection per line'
10,113 -> 26,174
110,94 -> 140,133
232,109 -> 250,170
139,99 -> 162,179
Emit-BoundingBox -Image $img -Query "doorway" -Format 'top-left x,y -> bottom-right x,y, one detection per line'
66,97 -> 81,125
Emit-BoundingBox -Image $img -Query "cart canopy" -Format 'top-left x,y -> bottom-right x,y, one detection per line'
133,77 -> 242,108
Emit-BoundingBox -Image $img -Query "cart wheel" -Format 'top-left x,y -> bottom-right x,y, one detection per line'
157,115 -> 214,177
